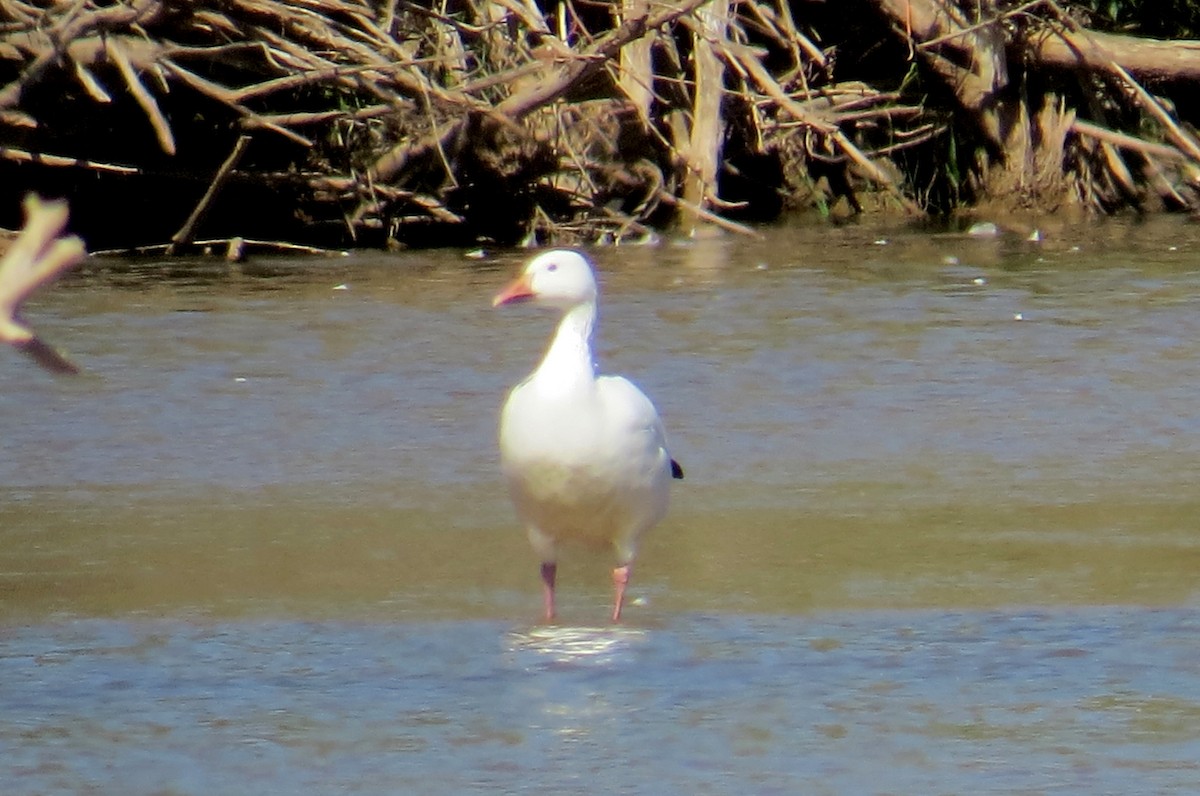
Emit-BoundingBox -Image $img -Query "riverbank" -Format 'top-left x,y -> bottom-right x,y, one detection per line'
4,1 -> 1200,252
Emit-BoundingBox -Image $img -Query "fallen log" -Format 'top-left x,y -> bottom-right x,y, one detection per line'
1026,24 -> 1200,83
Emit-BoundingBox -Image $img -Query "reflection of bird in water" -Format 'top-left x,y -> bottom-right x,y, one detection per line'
0,195 -> 85,373
494,250 -> 683,623
509,625 -> 648,666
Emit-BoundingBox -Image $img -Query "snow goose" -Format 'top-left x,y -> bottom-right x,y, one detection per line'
494,249 -> 683,622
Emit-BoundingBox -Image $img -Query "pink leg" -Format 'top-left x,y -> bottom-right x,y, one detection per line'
611,564 -> 631,622
540,562 -> 557,622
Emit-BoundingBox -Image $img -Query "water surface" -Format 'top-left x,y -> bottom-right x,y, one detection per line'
3,218 -> 1200,792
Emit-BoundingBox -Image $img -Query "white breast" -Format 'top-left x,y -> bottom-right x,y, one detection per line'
499,372 -> 671,562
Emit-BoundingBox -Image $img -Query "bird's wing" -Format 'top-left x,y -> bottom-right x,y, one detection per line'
596,375 -> 673,461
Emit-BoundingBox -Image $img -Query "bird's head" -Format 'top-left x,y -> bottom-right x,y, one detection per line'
493,250 -> 597,311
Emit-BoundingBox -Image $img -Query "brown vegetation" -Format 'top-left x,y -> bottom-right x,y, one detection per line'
4,1 -> 1200,253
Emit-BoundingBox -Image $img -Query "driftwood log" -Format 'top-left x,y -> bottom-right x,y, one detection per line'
4,1 -> 1200,253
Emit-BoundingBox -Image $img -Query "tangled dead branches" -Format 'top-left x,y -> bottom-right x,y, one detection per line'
4,1 -> 1200,252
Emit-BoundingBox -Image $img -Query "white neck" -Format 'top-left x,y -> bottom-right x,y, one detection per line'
533,301 -> 596,391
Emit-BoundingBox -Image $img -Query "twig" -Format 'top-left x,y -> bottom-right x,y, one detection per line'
654,190 -> 762,237
916,0 -> 1047,51
0,146 -> 140,174
1070,119 -> 1187,162
495,0 -> 713,120
106,37 -> 175,155
0,0 -> 162,110
167,134 -> 253,256
1044,1 -> 1200,165
91,238 -> 348,257
161,61 -> 314,147
721,40 -> 924,214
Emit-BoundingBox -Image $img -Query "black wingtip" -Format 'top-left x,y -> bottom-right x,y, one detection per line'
16,336 -> 79,375
670,458 -> 684,480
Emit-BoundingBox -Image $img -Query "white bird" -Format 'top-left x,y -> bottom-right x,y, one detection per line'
0,194 -> 84,374
494,249 -> 683,622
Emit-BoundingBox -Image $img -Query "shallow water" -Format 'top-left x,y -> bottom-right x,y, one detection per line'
3,217 -> 1200,792
5,610 -> 1199,793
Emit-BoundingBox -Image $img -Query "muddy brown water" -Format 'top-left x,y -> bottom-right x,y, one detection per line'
3,218 -> 1200,792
